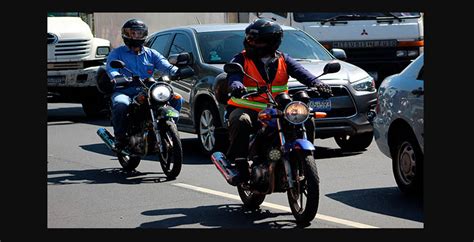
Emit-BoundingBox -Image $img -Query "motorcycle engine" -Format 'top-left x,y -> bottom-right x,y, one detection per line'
250,163 -> 269,193
128,134 -> 145,155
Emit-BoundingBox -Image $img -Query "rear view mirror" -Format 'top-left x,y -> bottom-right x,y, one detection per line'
110,60 -> 125,69
224,63 -> 244,74
168,52 -> 192,66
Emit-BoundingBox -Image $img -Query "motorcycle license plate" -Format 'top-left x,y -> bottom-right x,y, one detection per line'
48,75 -> 65,84
309,98 -> 331,111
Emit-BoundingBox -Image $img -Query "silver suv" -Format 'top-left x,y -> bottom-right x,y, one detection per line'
145,24 -> 377,154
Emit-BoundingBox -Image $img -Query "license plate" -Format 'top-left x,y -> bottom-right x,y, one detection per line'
48,76 -> 65,84
308,98 -> 331,111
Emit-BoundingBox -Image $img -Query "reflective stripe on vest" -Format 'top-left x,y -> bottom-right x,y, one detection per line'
227,97 -> 268,112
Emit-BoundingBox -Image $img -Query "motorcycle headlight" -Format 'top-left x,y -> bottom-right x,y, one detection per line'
284,101 -> 310,125
150,84 -> 172,102
352,76 -> 375,92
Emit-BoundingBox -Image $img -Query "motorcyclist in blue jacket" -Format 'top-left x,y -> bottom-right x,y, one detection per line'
106,19 -> 184,150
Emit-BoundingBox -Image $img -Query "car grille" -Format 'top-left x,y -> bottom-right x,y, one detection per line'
289,85 -> 357,119
53,39 -> 91,59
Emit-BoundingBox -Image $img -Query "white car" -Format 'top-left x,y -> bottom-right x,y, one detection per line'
373,53 -> 424,194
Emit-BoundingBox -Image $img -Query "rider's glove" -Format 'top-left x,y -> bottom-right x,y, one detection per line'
311,79 -> 333,98
112,75 -> 130,85
229,81 -> 247,98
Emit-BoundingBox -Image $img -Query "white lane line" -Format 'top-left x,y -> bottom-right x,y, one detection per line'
173,183 -> 379,228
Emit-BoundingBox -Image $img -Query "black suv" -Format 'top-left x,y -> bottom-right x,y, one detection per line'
145,24 -> 377,154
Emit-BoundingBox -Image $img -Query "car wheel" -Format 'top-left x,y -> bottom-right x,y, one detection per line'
392,134 -> 423,195
334,131 -> 373,151
197,104 -> 221,154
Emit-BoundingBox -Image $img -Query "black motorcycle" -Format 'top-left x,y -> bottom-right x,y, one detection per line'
211,61 -> 340,225
97,53 -> 194,179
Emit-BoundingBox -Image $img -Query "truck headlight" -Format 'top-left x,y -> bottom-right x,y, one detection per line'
96,46 -> 110,56
352,76 -> 375,92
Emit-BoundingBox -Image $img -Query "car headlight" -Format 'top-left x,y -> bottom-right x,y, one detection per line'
150,84 -> 172,102
284,101 -> 310,125
352,76 -> 375,92
96,46 -> 110,56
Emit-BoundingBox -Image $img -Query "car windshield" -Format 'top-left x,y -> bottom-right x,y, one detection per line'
293,12 -> 421,22
196,29 -> 334,64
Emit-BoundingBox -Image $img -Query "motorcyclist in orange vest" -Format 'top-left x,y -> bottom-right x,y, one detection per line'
226,18 -> 333,184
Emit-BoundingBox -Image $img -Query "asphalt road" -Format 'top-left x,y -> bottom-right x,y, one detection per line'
47,103 -> 423,228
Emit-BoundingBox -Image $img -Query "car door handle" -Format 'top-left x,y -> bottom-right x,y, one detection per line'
411,87 -> 424,96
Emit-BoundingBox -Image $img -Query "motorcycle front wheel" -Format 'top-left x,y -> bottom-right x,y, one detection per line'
287,150 -> 320,225
158,120 -> 183,179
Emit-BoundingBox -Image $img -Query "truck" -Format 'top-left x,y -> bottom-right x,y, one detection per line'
250,12 -> 424,86
47,12 -> 111,117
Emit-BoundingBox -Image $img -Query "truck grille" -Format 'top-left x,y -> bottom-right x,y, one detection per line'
54,39 -> 91,59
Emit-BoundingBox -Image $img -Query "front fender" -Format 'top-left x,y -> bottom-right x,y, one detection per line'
285,139 -> 315,151
157,106 -> 179,119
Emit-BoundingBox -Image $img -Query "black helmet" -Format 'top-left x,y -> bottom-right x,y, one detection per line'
244,18 -> 283,58
121,19 -> 148,48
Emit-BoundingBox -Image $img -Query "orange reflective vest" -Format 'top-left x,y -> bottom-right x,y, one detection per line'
227,51 -> 289,112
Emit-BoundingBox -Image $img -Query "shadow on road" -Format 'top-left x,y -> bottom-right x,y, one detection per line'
181,137 -> 211,165
314,146 -> 364,160
47,105 -> 110,127
47,168 -> 172,185
326,187 -> 423,222
140,204 -> 306,228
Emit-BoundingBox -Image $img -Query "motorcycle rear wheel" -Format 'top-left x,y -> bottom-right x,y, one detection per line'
287,151 -> 320,225
158,120 -> 183,180
237,185 -> 266,210
118,154 -> 141,172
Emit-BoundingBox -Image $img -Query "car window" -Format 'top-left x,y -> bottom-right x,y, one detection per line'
150,33 -> 172,56
170,33 -> 193,56
196,30 -> 333,64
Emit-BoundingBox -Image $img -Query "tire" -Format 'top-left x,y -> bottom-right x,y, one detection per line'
237,185 -> 266,210
334,131 -> 373,151
196,103 -> 222,154
392,134 -> 423,195
287,151 -> 320,225
118,154 -> 141,172
158,120 -> 183,179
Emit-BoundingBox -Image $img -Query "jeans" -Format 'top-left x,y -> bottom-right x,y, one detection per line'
111,86 -> 183,139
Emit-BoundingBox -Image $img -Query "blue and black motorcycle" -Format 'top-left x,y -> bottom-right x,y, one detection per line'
211,61 -> 340,225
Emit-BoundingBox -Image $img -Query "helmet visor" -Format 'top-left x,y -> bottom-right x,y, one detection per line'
122,28 -> 147,40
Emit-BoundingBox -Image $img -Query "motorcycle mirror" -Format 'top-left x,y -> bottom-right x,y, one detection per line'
322,62 -> 341,75
224,63 -> 244,74
110,60 -> 126,69
315,61 -> 341,79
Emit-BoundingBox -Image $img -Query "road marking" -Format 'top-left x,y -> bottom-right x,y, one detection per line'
173,183 -> 379,228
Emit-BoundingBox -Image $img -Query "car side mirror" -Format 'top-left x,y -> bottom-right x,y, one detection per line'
330,48 -> 347,61
224,63 -> 244,74
168,52 -> 193,66
110,60 -> 126,69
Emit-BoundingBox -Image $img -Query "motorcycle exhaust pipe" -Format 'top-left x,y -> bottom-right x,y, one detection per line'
211,152 -> 239,186
97,128 -> 116,151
